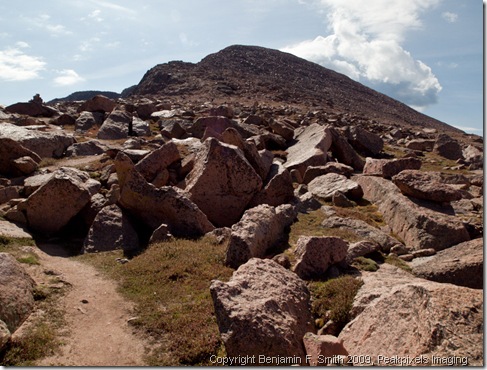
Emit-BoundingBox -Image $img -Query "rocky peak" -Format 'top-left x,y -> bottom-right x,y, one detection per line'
132,44 -> 461,134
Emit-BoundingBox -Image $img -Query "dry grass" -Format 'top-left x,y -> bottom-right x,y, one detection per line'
0,235 -> 36,253
420,151 -> 470,174
38,158 -> 60,168
287,201 -> 386,254
0,236 -> 66,366
382,144 -> 406,158
332,200 -> 386,228
77,236 -> 233,366
1,295 -> 66,366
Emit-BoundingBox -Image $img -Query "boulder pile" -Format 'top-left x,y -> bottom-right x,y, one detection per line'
0,93 -> 482,363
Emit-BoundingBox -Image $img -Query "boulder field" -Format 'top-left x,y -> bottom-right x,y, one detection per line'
0,93 -> 482,361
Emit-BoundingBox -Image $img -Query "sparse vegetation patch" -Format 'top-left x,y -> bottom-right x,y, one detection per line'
77,236 -> 233,366
309,275 -> 363,332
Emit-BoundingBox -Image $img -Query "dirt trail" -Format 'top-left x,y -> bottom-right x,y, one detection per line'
31,246 -> 148,366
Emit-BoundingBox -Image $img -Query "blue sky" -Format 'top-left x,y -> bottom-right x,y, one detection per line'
0,0 -> 483,134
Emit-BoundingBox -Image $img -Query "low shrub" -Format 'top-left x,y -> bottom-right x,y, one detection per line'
384,254 -> 412,272
309,275 -> 363,332
351,256 -> 379,272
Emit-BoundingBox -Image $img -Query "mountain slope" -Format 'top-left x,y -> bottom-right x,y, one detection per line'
131,45 -> 461,133
48,91 -> 121,104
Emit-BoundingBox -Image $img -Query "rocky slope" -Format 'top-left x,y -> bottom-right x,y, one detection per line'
0,44 -> 483,365
132,45 -> 463,135
47,91 -> 121,104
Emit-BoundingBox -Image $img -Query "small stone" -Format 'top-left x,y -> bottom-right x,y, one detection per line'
398,254 -> 414,262
412,248 -> 436,258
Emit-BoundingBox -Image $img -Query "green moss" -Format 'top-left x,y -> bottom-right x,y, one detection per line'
17,254 -> 40,265
384,254 -> 412,272
351,257 -> 379,272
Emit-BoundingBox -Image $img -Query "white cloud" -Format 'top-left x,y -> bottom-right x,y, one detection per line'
79,37 -> 102,53
442,11 -> 458,23
15,41 -> 30,49
282,0 -> 442,109
86,0 -> 136,16
452,125 -> 482,133
23,13 -> 72,36
179,33 -> 197,47
89,9 -> 104,22
0,47 -> 46,81
53,69 -> 85,86
437,61 -> 458,69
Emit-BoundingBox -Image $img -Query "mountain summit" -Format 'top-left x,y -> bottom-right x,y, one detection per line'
132,45 -> 458,133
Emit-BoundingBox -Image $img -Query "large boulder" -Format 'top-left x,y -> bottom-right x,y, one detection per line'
293,236 -> 349,279
134,141 -> 181,184
0,320 -> 10,351
339,265 -> 483,366
392,170 -> 463,203
131,117 -> 151,137
433,134 -> 463,160
97,109 -> 131,140
405,139 -> 435,152
77,95 -> 116,113
463,145 -> 483,168
188,116 -> 237,139
185,138 -> 262,227
346,126 -> 384,156
221,127 -> 273,181
210,258 -> 314,363
83,204 -> 139,253
354,175 -> 470,251
5,101 -> 57,117
0,253 -> 35,334
284,123 -> 332,177
363,157 -> 422,179
302,162 -> 354,184
269,120 -> 295,141
0,122 -> 74,158
114,151 -> 214,237
308,173 -> 363,201
225,204 -> 296,268
23,167 -> 97,234
346,240 -> 381,264
412,238 -> 483,289
0,186 -> 21,205
0,220 -> 32,239
303,333 -> 349,366
248,161 -> 294,207
75,111 -> 104,132
0,137 -> 41,176
23,173 -> 55,196
66,140 -> 108,157
321,216 -> 401,252
328,127 -> 365,171
12,156 -> 38,176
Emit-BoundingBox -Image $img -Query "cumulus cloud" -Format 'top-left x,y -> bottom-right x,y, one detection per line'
53,69 -> 85,86
0,47 -> 46,81
282,0 -> 442,109
442,11 -> 458,23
